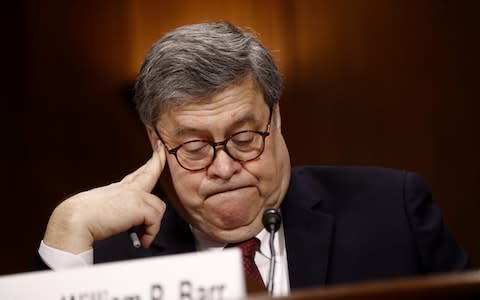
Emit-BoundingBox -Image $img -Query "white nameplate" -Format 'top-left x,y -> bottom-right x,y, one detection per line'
0,249 -> 245,300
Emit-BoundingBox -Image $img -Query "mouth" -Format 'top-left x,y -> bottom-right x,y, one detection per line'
205,185 -> 254,199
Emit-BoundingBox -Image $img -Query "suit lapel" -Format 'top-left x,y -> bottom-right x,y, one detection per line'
150,204 -> 196,255
282,169 -> 335,289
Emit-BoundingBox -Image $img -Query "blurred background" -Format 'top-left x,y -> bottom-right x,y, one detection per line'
1,0 -> 478,275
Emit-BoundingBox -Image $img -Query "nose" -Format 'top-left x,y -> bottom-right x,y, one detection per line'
206,147 -> 242,180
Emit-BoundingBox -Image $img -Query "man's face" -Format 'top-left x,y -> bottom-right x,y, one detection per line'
149,78 -> 291,243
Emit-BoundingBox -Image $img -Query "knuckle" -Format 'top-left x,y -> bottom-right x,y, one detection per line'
158,200 -> 166,212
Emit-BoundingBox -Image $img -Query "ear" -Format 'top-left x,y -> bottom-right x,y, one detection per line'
273,103 -> 282,129
145,125 -> 158,151
144,125 -> 177,203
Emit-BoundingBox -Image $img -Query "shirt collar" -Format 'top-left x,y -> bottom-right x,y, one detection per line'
191,223 -> 285,259
257,224 -> 286,259
191,226 -> 225,251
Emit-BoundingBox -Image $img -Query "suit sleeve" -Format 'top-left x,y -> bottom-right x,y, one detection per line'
403,172 -> 469,273
31,251 -> 50,271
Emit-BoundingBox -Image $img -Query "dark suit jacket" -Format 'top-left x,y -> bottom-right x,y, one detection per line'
33,166 -> 469,290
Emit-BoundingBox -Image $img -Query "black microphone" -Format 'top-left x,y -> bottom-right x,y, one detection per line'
263,208 -> 282,233
262,208 -> 282,295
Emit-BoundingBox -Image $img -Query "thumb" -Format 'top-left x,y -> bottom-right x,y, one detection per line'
121,141 -> 166,192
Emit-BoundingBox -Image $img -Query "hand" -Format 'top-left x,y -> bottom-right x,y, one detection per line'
43,142 -> 167,254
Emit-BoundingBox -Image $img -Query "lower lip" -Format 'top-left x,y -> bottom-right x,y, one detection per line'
208,186 -> 253,199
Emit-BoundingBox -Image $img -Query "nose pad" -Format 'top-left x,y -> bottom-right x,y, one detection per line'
212,146 -> 236,166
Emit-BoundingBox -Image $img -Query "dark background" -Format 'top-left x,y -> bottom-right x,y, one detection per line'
1,1 -> 478,276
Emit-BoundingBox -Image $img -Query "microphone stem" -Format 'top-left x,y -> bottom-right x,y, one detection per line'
267,227 -> 276,295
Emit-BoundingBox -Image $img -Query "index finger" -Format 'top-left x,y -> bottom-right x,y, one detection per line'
121,141 -> 166,192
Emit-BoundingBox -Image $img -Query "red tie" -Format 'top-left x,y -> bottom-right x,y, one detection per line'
226,238 -> 264,286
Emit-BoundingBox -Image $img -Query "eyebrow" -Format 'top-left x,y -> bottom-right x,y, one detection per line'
173,113 -> 259,138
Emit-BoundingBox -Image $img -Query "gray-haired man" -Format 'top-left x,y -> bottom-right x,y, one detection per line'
35,22 -> 468,296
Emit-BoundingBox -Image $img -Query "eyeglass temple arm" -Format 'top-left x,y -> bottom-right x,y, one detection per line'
152,126 -> 174,153
265,105 -> 274,131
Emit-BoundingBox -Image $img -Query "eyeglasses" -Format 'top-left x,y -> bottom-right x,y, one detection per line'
154,108 -> 272,171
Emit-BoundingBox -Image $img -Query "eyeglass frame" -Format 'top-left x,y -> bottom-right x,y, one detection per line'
153,106 -> 273,171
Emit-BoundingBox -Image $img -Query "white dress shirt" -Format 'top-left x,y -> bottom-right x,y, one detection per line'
192,225 -> 290,297
39,225 -> 290,297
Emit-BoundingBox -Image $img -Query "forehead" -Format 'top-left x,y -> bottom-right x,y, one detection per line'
157,78 -> 269,135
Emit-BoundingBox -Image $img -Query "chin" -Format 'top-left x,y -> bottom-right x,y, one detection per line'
211,219 -> 264,243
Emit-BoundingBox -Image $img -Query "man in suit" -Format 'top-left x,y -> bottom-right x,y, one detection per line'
34,22 -> 468,296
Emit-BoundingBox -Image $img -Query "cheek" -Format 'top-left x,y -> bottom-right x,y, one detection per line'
244,152 -> 277,194
167,158 -> 201,201
246,134 -> 289,197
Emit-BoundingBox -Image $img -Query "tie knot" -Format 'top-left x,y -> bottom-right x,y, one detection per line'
226,237 -> 261,259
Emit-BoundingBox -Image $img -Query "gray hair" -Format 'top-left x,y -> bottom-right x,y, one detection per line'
133,22 -> 282,126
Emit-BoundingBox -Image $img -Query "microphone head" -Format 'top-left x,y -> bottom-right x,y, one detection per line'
262,208 -> 282,233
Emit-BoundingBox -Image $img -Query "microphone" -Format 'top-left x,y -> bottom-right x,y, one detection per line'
262,208 -> 282,295
263,208 -> 282,233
